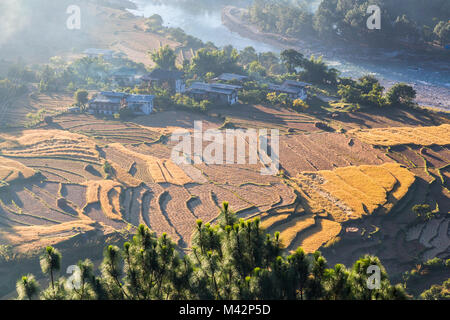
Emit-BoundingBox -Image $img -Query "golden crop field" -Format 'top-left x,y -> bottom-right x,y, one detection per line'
295,163 -> 416,222
350,124 -> 450,146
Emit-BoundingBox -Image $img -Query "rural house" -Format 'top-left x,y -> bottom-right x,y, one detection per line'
215,73 -> 249,83
111,67 -> 140,87
268,80 -> 310,100
88,91 -> 154,116
141,68 -> 185,93
83,48 -> 115,60
186,82 -> 242,105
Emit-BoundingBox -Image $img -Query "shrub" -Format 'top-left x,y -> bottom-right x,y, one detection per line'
292,99 -> 309,111
386,83 -> 416,106
103,161 -> 113,175
171,94 -> 210,112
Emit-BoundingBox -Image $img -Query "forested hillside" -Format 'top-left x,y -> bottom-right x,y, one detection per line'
248,0 -> 450,47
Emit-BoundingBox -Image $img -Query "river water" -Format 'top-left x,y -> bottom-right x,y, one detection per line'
129,0 -> 450,109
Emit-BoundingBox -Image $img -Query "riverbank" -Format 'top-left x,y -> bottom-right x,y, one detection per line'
222,6 -> 450,110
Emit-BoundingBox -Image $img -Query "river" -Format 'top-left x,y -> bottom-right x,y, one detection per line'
128,0 -> 450,110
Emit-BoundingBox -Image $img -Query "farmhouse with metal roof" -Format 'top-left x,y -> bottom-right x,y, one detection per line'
268,80 -> 311,100
215,73 -> 249,82
88,91 -> 154,116
186,82 -> 242,105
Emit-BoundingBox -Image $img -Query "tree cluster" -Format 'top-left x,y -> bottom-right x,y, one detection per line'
338,76 -> 416,108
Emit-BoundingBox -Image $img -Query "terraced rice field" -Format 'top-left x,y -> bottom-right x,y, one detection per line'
279,132 -> 392,175
405,217 -> 450,261
294,163 -> 416,222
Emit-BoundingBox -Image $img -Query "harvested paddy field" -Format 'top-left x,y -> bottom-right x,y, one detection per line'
216,104 -> 321,133
279,132 -> 392,175
54,114 -> 162,145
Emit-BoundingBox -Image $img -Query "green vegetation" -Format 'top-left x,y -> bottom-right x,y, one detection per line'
171,94 -> 211,112
17,202 -> 411,300
338,76 -> 416,108
103,161 -> 113,177
420,279 -> 450,300
385,83 -> 417,106
188,46 -> 242,78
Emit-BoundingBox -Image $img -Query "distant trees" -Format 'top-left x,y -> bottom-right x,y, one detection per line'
238,46 -> 259,65
433,21 -> 450,45
249,0 -> 314,37
248,0 -> 450,48
16,202 -> 410,300
150,45 -> 178,71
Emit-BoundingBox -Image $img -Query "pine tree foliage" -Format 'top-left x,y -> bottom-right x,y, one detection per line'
17,203 -> 410,300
